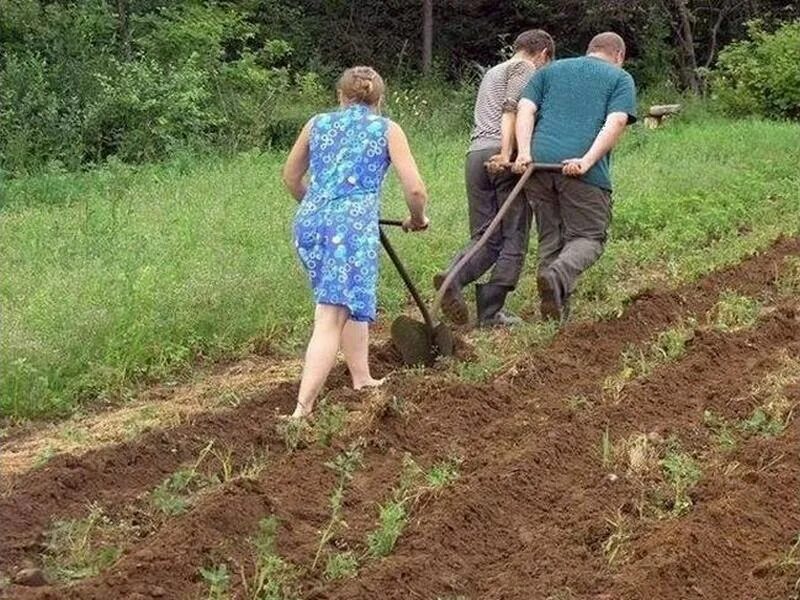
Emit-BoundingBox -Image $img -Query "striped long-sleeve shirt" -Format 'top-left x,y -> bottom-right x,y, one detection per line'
469,57 -> 537,153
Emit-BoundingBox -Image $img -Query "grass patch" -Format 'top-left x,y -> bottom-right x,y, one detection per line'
741,407 -> 788,437
365,454 -> 460,559
740,352 -> 798,437
150,441 -> 214,517
275,418 -> 311,453
199,564 -> 231,600
313,400 -> 348,447
366,500 -> 408,558
603,322 -> 694,401
425,458 -> 461,489
33,444 -> 57,469
42,504 -> 128,582
659,445 -> 702,516
247,516 -> 301,600
453,330 -> 506,383
323,551 -> 358,581
776,256 -> 800,297
3,117 -> 800,417
313,445 -> 363,570
703,410 -> 738,452
710,291 -> 762,332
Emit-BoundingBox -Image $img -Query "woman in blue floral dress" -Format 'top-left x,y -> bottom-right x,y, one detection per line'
283,66 -> 429,418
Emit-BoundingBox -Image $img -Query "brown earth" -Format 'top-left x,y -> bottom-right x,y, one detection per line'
1,237 -> 799,600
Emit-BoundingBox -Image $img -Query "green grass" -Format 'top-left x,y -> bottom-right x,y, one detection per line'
2,115 -> 800,418
660,446 -> 702,516
42,504 -> 127,582
710,291 -> 762,332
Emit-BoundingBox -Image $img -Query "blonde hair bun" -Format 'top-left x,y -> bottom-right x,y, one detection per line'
337,66 -> 385,107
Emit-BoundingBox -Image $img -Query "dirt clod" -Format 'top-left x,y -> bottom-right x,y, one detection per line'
12,568 -> 47,587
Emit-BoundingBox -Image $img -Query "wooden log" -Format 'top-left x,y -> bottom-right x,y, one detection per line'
645,104 -> 683,128
648,104 -> 682,118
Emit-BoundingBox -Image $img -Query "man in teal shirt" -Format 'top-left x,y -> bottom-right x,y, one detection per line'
514,32 -> 637,324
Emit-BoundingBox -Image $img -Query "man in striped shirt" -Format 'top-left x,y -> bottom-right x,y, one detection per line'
435,29 -> 555,327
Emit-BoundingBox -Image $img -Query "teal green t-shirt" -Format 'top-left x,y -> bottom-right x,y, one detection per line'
522,56 -> 637,191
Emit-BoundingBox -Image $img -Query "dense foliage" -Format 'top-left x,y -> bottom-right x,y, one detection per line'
712,20 -> 800,120
0,0 -> 797,175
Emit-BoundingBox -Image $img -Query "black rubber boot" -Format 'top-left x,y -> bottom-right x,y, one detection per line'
476,283 -> 520,327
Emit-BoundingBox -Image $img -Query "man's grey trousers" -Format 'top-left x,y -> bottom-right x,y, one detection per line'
448,147 -> 532,290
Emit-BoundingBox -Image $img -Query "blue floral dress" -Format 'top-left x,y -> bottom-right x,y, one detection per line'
294,104 -> 391,322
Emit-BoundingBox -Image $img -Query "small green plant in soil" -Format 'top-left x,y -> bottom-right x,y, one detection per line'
567,394 -> 593,411
603,322 -> 694,401
323,551 -> 358,581
42,504 -> 125,582
313,445 -> 364,569
313,400 -> 348,447
454,331 -> 505,383
366,499 -> 408,558
151,468 -> 197,516
275,417 -> 311,453
651,323 -> 695,362
248,516 -> 301,600
366,454 -> 461,559
710,291 -> 761,332
240,449 -> 270,480
660,446 -> 702,516
199,563 -> 231,600
150,441 -> 213,516
703,410 -> 738,451
425,458 -> 461,489
740,406 -> 788,437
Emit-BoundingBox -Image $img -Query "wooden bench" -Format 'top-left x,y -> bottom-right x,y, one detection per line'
644,104 -> 682,128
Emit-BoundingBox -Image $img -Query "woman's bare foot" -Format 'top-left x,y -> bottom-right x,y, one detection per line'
290,398 -> 314,419
352,376 -> 385,391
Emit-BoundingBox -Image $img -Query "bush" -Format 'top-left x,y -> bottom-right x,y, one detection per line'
0,0 -> 309,174
712,20 -> 800,120
85,57 -> 215,163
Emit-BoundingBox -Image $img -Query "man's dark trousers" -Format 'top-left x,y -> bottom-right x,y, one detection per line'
524,171 -> 612,298
448,147 -> 531,290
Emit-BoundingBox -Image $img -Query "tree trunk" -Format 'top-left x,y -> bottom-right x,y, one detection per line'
116,0 -> 130,61
673,0 -> 701,93
422,0 -> 433,75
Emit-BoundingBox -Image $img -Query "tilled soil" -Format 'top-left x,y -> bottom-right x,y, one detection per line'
2,237 -> 799,600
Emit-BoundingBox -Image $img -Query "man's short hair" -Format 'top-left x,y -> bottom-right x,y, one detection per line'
587,32 -> 626,57
514,29 -> 555,60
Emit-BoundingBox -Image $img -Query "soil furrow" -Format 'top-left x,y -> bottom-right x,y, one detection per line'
323,306 -> 800,599
1,237 -> 797,597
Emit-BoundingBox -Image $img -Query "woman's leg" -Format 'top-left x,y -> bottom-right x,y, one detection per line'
341,319 -> 384,390
293,304 -> 350,418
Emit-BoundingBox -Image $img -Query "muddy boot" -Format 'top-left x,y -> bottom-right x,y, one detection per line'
536,269 -> 564,323
476,283 -> 521,328
433,273 -> 469,325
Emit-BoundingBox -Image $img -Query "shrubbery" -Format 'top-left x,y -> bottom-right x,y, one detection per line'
0,0 -> 328,176
712,20 -> 800,120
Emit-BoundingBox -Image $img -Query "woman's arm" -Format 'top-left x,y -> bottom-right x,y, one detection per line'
387,121 -> 429,231
282,120 -> 312,202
